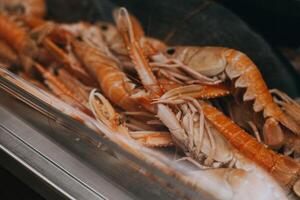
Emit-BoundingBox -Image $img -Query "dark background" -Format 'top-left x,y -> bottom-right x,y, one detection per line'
221,0 -> 300,47
1,0 -> 300,199
0,166 -> 44,199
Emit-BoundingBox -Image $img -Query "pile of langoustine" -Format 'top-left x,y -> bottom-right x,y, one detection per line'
1,0 -> 300,199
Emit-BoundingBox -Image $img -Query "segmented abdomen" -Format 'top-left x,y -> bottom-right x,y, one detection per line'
225,49 -> 300,134
72,40 -> 140,111
201,101 -> 300,188
0,13 -> 33,54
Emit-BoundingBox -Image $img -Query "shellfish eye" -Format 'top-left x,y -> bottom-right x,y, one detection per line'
100,24 -> 108,31
166,48 -> 176,55
75,35 -> 82,41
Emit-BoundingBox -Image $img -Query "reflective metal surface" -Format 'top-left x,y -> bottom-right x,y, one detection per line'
0,71 -> 207,200
0,91 -> 132,200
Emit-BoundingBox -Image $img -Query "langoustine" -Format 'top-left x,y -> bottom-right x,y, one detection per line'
0,0 -> 47,63
156,85 -> 300,195
71,37 -> 145,112
0,13 -> 36,54
89,90 -> 173,147
33,62 -> 92,116
152,46 -> 300,149
25,21 -> 98,87
271,89 -> 300,162
62,27 -> 174,147
99,9 -> 166,58
155,89 -> 288,199
115,7 -> 300,197
0,12 -> 38,71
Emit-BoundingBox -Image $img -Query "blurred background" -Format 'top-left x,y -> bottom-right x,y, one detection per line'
1,0 -> 300,199
220,0 -> 300,77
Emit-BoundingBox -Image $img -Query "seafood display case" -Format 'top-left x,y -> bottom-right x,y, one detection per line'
0,0 -> 300,200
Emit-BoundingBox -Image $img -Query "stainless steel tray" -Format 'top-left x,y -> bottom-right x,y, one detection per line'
0,97 -> 129,200
0,68 -> 214,200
